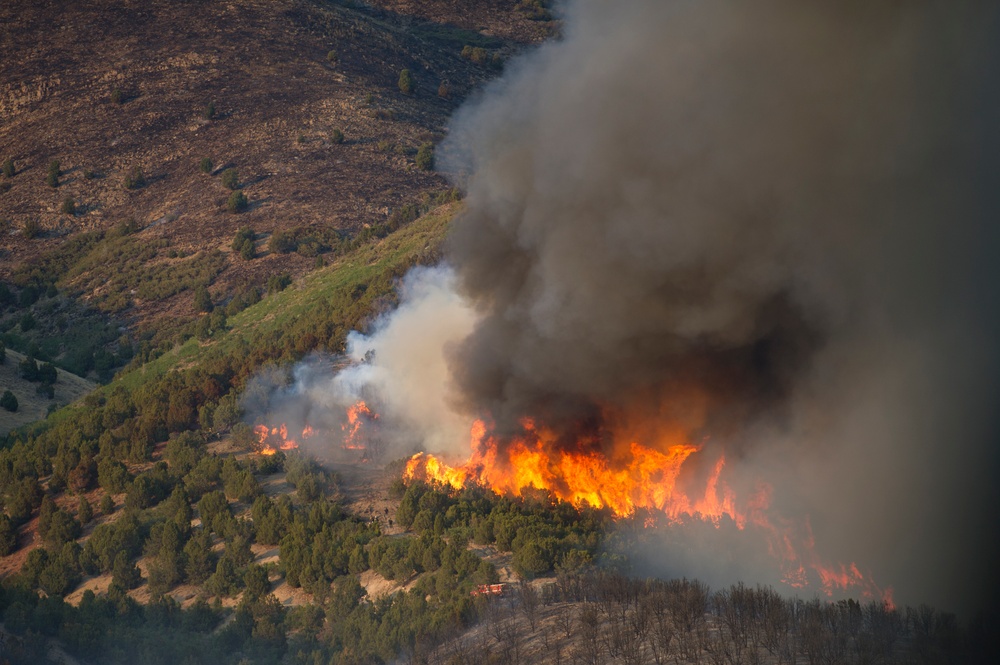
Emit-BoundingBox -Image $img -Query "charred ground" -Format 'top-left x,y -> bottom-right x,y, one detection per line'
0,0 -> 548,333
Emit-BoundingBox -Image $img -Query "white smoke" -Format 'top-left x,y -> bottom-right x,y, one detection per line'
335,265 -> 479,456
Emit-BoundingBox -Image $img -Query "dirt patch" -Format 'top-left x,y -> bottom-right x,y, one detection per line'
359,567 -> 423,601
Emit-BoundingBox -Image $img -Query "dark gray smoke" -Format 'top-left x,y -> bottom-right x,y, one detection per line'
436,1 -> 1000,613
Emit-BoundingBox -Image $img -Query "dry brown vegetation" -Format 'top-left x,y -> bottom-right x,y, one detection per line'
0,0 -> 538,329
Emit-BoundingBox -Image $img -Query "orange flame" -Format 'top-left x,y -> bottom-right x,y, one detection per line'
342,400 -> 378,450
403,417 -> 892,604
254,422 -> 302,453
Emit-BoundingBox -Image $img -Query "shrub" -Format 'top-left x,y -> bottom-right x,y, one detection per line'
331,128 -> 344,144
46,160 -> 59,187
226,190 -> 248,213
268,230 -> 297,254
462,46 -> 489,65
415,143 -> 434,170
78,497 -> 93,524
398,69 -> 416,95
100,494 -> 114,515
112,551 -> 141,590
111,87 -> 123,104
124,166 -> 145,190
220,168 -> 239,190
266,272 -> 292,294
2,158 -> 14,177
437,81 -> 450,99
0,514 -> 16,555
199,157 -> 213,174
83,168 -> 97,179
517,0 -> 553,20
327,50 -> 338,64
193,285 -> 214,313
61,196 -> 76,215
22,219 -> 41,239
0,390 -> 17,412
204,101 -> 216,120
21,219 -> 42,240
231,227 -> 256,259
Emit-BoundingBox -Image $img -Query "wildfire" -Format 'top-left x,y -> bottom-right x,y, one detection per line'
254,423 -> 315,455
404,417 -> 893,604
341,400 -> 378,451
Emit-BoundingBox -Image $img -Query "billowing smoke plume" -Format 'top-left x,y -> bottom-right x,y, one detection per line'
432,0 -> 1000,613
242,266 -> 477,459
261,1 -> 1000,612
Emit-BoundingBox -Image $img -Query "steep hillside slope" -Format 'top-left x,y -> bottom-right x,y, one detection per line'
0,0 -> 532,330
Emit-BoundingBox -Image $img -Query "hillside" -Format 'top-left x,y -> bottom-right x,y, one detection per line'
0,349 -> 97,435
0,0 -> 543,333
0,3 -> 995,665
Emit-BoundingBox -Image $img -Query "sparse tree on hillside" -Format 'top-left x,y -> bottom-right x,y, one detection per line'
18,356 -> 38,381
398,69 -> 416,95
22,219 -> 41,238
2,158 -> 15,177
78,496 -> 93,525
416,143 -> 434,170
193,285 -> 214,313
0,389 -> 17,412
204,101 -> 216,120
46,159 -> 60,187
227,190 -> 248,213
221,168 -> 239,190
61,196 -> 76,215
112,551 -> 142,590
0,514 -> 17,555
199,157 -> 213,174
123,166 -> 145,190
231,226 -> 256,259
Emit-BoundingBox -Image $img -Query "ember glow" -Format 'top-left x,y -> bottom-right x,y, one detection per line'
403,416 -> 893,604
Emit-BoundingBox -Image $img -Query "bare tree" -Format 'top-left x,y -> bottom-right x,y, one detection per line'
556,604 -> 575,639
518,580 -> 541,632
759,587 -> 794,665
577,603 -> 604,665
642,583 -> 676,665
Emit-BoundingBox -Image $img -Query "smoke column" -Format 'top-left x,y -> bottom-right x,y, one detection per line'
281,0 -> 1000,612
